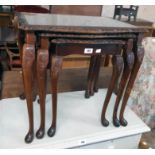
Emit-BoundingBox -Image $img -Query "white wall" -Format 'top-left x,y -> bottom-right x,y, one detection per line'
102,5 -> 155,27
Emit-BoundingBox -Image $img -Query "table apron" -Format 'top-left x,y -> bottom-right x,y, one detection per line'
51,44 -> 123,56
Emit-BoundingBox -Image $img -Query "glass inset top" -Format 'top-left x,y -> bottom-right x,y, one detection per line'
18,13 -> 136,27
16,13 -> 147,33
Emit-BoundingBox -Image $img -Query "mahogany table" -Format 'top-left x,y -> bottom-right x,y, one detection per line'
15,13 -> 147,143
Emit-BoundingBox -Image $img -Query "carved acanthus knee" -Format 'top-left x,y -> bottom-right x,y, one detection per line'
51,56 -> 63,78
37,49 -> 49,69
22,44 -> 35,67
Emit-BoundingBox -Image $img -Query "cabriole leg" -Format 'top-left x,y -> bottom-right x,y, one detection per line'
113,39 -> 134,127
22,32 -> 36,143
85,55 -> 97,98
36,37 -> 49,139
47,55 -> 63,137
101,55 -> 123,127
119,35 -> 144,126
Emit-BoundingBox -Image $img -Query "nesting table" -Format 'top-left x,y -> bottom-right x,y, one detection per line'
15,13 -> 147,143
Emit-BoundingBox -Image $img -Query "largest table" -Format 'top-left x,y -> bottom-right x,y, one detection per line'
15,12 -> 147,143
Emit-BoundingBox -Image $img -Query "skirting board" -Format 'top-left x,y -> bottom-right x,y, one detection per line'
0,89 -> 150,148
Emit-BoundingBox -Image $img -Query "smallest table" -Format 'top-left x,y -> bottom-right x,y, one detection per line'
36,38 -> 125,139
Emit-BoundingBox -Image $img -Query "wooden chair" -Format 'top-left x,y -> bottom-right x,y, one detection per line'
5,42 -> 21,70
14,5 -> 50,13
113,5 -> 139,21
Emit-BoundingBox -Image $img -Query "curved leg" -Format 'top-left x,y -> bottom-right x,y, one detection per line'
32,62 -> 37,101
18,31 -> 27,101
36,38 -> 49,138
113,39 -> 134,127
119,35 -> 144,126
47,55 -> 63,137
22,39 -> 35,143
19,68 -> 37,102
101,55 -> 123,127
19,73 -> 37,102
85,56 -> 97,98
104,55 -> 118,94
18,31 -> 37,102
36,38 -> 49,139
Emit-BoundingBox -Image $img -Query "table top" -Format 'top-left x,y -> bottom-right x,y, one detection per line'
16,13 -> 147,34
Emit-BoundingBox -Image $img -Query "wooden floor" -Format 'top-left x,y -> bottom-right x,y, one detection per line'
141,128 -> 155,148
1,67 -> 112,99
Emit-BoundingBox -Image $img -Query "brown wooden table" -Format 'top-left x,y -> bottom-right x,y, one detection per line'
15,12 -> 147,143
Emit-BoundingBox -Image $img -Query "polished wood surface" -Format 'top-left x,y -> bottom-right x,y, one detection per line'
36,37 -> 49,139
112,39 -> 134,127
48,55 -> 63,137
101,55 -> 124,127
119,34 -> 144,126
85,55 -> 98,98
22,32 -> 36,143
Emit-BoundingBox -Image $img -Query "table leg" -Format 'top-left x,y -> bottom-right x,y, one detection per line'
113,39 -> 134,127
18,31 -> 37,102
119,35 -> 144,126
88,55 -> 102,97
104,55 -> 110,67
19,63 -> 37,102
101,55 -> 123,126
85,55 -> 97,98
22,32 -> 36,143
48,55 -> 63,137
92,55 -> 102,93
18,31 -> 26,100
19,68 -> 37,101
36,37 -> 49,139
